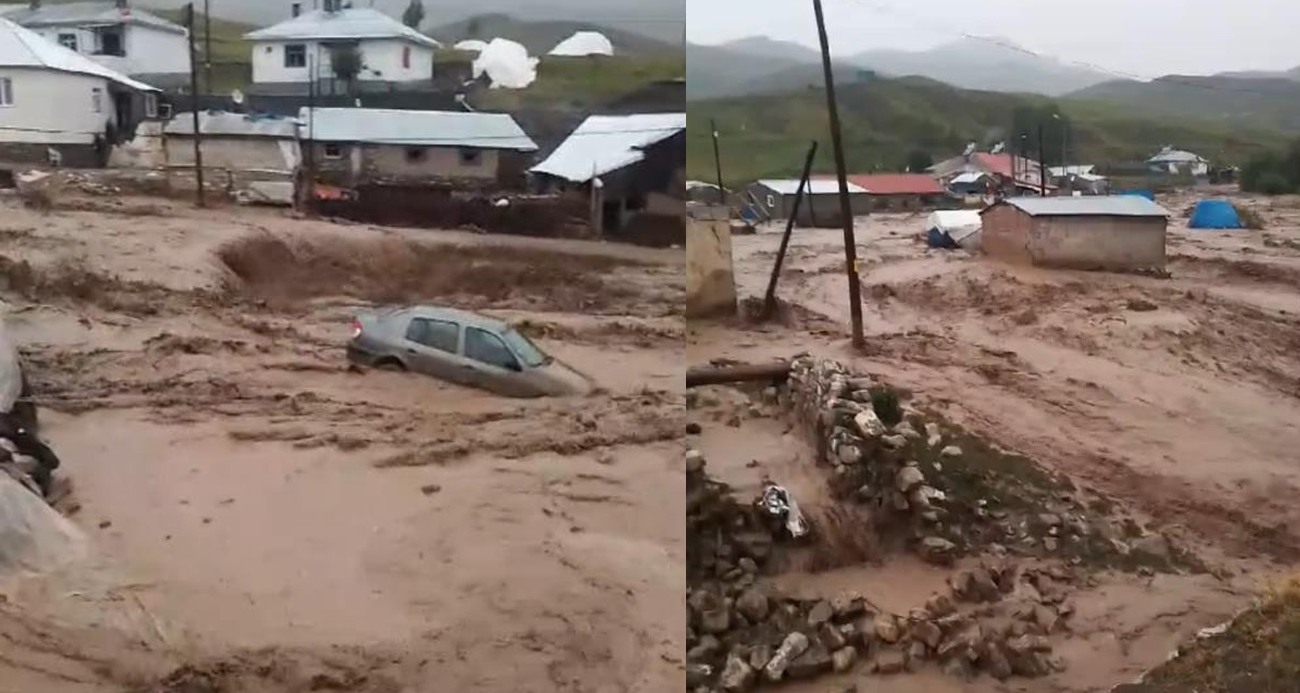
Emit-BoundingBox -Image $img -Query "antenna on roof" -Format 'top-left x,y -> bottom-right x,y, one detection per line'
962,142 -> 976,157
990,141 -> 1004,154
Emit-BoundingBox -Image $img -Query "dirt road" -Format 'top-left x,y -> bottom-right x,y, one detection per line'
687,191 -> 1300,691
0,194 -> 685,692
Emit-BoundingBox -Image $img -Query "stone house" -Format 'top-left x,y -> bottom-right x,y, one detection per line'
980,196 -> 1170,271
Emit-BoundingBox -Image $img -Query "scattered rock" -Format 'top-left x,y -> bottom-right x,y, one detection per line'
882,434 -> 908,450
941,657 -> 972,679
686,449 -> 706,474
918,536 -> 958,566
764,632 -> 810,682
737,557 -> 758,574
820,623 -> 848,651
420,483 -> 442,495
831,646 -> 858,673
853,410 -> 886,439
970,567 -> 1001,602
686,422 -> 702,435
895,466 -> 925,493
873,649 -> 906,674
735,589 -> 770,623
748,643 -> 773,672
984,643 -> 1014,680
831,593 -> 867,620
926,434 -> 943,449
924,423 -> 940,439
836,444 -> 862,465
1126,297 -> 1158,312
895,421 -> 921,440
924,592 -> 956,618
719,651 -> 756,692
874,614 -> 901,643
787,643 -> 833,679
807,600 -> 834,627
907,639 -> 928,664
687,635 -> 721,662
1132,533 -> 1172,562
1043,537 -> 1059,552
912,620 -> 943,649
1033,605 -> 1059,633
939,445 -> 963,458
686,663 -> 713,688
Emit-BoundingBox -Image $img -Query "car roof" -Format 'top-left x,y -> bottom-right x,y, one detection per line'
391,305 -> 511,332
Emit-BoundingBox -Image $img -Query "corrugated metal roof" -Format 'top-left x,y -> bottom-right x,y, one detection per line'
757,179 -> 868,195
530,113 -> 684,182
300,107 -> 536,150
987,196 -> 1171,218
245,8 -> 439,47
2,2 -> 185,34
950,172 -> 987,185
166,111 -> 299,138
1148,147 -> 1205,163
0,17 -> 157,90
842,173 -> 943,195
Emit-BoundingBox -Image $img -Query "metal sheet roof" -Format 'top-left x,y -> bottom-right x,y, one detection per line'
245,8 -> 439,47
300,107 -> 537,150
530,113 -> 684,182
988,195 -> 1171,218
2,2 -> 185,34
0,17 -> 158,90
757,179 -> 868,195
1148,147 -> 1205,163
950,172 -> 987,185
166,111 -> 299,138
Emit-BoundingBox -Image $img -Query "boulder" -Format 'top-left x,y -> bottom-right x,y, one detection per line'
939,445 -> 963,458
1033,604 -> 1059,633
853,410 -> 886,439
918,536 -> 958,566
737,557 -> 758,575
686,663 -> 713,688
820,623 -> 848,651
912,620 -> 943,650
895,421 -> 921,440
924,422 -> 941,439
984,642 -> 1013,680
748,643 -> 773,672
836,444 -> 862,465
927,434 -> 942,449
686,449 -> 706,474
787,643 -> 833,679
882,434 -> 908,450
735,589 -> 770,623
907,639 -> 928,665
831,646 -> 858,673
807,600 -> 834,627
925,592 -> 956,618
719,652 -> 756,692
1132,533 -> 1172,562
970,567 -> 1001,602
895,466 -> 925,493
874,614 -> 901,643
763,632 -> 811,683
687,635 -> 722,662
873,649 -> 906,674
831,593 -> 867,620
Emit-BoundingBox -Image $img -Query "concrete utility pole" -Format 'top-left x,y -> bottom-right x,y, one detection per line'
1037,123 -> 1047,197
184,3 -> 204,207
811,0 -> 864,349
710,118 -> 725,207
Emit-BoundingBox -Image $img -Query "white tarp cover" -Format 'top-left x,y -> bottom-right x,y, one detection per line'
927,210 -> 982,250
0,17 -> 157,91
472,38 -> 538,89
0,472 -> 87,576
454,39 -> 489,52
531,113 -> 685,183
548,31 -> 614,57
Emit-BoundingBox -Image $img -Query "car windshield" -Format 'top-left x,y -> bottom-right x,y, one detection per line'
501,328 -> 548,369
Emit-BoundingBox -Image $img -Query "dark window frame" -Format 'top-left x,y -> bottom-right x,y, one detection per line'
284,43 -> 307,68
465,327 -> 519,371
458,148 -> 483,166
405,317 -> 460,354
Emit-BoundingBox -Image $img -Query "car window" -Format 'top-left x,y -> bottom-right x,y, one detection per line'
405,318 -> 458,354
501,328 -> 547,368
465,327 -> 519,370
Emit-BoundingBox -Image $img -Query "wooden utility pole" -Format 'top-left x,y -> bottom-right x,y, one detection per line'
762,141 -> 818,320
184,3 -> 204,207
710,118 -> 725,207
203,0 -> 212,93
812,0 -> 864,348
1037,123 -> 1047,197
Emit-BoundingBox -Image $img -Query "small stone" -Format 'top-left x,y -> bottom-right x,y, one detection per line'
1036,513 -> 1062,529
918,536 -> 958,566
820,623 -> 848,651
687,635 -> 721,662
727,414 -> 742,428
853,410 -> 886,438
420,483 -> 442,495
1133,533 -> 1172,561
735,589 -> 770,623
907,639 -> 928,664
686,422 -> 702,435
941,657 -> 972,679
836,444 -> 862,465
854,484 -> 874,502
1126,297 -> 1158,312
924,422 -> 940,439
831,646 -> 858,673
939,445 -> 962,458
926,434 -> 943,449
763,632 -> 810,682
737,557 -> 758,574
1043,537 -> 1059,552
874,614 -> 901,643
913,620 -> 943,649
895,421 -> 921,439
719,652 -> 756,692
950,571 -> 975,601
924,592 -> 955,618
1033,605 -> 1059,633
807,600 -> 834,627
984,643 -> 1014,680
970,567 -> 1000,601
762,386 -> 778,404
786,642 -> 833,680
685,663 -> 713,688
1007,634 -> 1051,653
882,434 -> 908,450
873,649 -> 906,674
749,643 -> 773,671
686,449 -> 706,474
896,466 -> 925,493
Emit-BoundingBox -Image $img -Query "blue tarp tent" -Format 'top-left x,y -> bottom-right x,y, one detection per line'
1189,199 -> 1242,229
1117,188 -> 1155,200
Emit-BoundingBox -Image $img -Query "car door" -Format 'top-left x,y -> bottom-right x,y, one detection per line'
402,317 -> 464,384
462,326 -> 533,396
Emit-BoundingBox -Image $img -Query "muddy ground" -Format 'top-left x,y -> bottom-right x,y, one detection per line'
687,189 -> 1300,692
0,193 -> 685,692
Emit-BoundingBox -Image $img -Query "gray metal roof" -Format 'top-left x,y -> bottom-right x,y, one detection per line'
300,107 -> 537,150
987,195 -> 1171,218
166,111 -> 298,138
756,179 -> 867,195
530,113 -> 684,182
245,8 -> 439,47
2,2 -> 186,35
0,17 -> 158,90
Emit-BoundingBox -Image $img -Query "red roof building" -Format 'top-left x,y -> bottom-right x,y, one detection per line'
812,172 -> 947,210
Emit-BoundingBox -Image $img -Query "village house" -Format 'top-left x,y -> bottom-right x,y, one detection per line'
930,148 -> 1051,196
948,171 -> 993,198
165,111 -> 299,173
244,1 -> 439,95
747,178 -> 871,227
0,0 -> 189,88
0,16 -> 158,166
531,112 -> 685,239
1147,146 -> 1209,177
836,173 -> 946,211
301,107 -> 536,189
980,196 -> 1170,271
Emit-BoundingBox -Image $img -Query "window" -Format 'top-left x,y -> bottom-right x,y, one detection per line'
405,318 -> 458,354
465,327 -> 519,370
323,143 -> 342,159
402,45 -> 411,69
405,147 -> 426,163
96,28 -> 123,57
91,88 -> 102,114
500,328 -> 547,368
284,44 -> 307,68
766,194 -> 775,207
0,78 -> 11,107
57,33 -> 77,51
458,148 -> 482,166
144,93 -> 158,118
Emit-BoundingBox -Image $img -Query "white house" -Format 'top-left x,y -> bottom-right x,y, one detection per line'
0,16 -> 158,166
0,0 -> 189,87
1147,146 -> 1209,177
244,3 -> 439,94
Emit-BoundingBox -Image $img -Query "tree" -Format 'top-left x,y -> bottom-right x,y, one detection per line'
401,0 -> 424,30
330,44 -> 363,94
904,150 -> 933,173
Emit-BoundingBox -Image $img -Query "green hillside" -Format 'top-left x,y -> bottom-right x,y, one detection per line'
1068,75 -> 1300,131
473,54 -> 683,111
428,13 -> 678,56
689,74 -> 1289,185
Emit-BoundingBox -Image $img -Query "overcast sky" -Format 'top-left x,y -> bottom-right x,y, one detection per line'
687,0 -> 1300,78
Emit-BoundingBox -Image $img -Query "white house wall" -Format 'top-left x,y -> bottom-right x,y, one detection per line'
250,38 -> 433,84
0,67 -> 114,144
26,24 -> 189,77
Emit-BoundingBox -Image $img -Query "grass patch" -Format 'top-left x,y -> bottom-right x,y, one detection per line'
475,55 -> 683,110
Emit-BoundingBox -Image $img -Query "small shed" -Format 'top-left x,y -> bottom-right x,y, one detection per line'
166,111 -> 299,173
747,178 -> 870,227
980,196 -> 1170,271
842,173 -> 946,211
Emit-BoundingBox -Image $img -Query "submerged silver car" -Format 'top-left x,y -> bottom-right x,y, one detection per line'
346,306 -> 591,397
